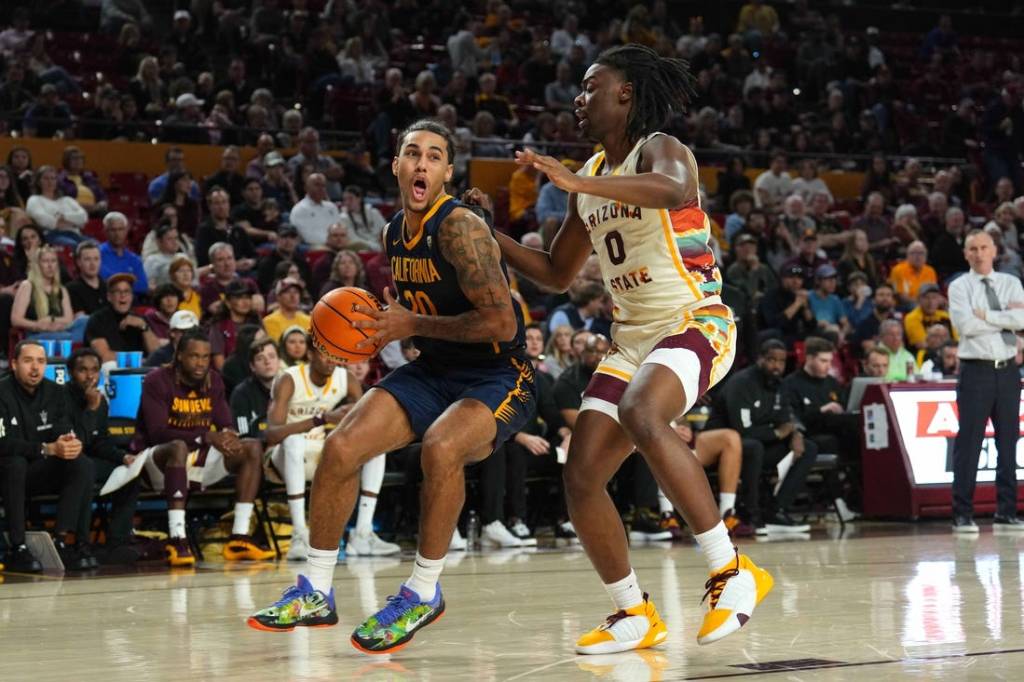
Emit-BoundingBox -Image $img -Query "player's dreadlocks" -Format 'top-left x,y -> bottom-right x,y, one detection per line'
595,43 -> 696,144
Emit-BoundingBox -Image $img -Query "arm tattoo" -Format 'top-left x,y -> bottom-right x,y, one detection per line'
412,209 -> 514,343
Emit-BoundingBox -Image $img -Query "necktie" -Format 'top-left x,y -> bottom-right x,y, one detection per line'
981,277 -> 1017,347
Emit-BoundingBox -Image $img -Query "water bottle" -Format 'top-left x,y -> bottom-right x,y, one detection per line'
466,510 -> 480,550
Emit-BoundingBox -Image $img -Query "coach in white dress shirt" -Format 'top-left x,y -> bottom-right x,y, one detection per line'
948,229 -> 1024,534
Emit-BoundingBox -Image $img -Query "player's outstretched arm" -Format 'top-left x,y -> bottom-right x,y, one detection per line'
516,135 -> 696,210
494,197 -> 591,292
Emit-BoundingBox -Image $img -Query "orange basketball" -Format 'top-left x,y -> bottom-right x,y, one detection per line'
310,286 -> 382,363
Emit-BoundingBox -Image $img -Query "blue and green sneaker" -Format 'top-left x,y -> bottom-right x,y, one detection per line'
247,574 -> 338,632
350,584 -> 445,654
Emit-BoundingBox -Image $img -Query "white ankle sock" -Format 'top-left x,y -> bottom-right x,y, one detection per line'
288,498 -> 306,532
695,521 -> 735,571
604,568 -> 643,610
168,509 -> 186,539
719,492 -> 737,517
307,546 -> 337,594
232,502 -> 254,536
405,552 -> 445,601
355,495 -> 377,535
657,489 -> 674,514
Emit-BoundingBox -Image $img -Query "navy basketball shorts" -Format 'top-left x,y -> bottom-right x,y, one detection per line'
374,355 -> 537,449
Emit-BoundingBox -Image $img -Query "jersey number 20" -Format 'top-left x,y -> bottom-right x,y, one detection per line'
404,290 -> 438,316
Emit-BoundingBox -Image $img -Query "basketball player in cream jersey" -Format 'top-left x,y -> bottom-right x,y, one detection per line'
264,344 -> 399,560
496,44 -> 774,652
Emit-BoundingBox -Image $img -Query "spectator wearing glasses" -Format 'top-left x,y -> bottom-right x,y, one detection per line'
85,273 -> 161,366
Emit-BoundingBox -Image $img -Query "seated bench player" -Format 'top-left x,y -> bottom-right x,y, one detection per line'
264,343 -> 400,560
669,416 -> 750,536
131,329 -> 275,566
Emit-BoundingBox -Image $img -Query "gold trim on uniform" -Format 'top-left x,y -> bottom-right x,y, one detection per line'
402,193 -> 452,249
493,357 -> 534,424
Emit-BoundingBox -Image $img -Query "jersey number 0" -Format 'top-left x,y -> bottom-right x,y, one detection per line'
605,230 -> 627,266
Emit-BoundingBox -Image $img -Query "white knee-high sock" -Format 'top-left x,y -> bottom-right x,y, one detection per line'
657,488 -> 674,514
283,436 -> 307,530
405,552 -> 444,601
719,492 -> 737,517
360,453 -> 386,493
355,454 -> 386,535
232,502 -> 254,535
168,509 -> 186,539
355,496 -> 378,535
605,568 -> 644,610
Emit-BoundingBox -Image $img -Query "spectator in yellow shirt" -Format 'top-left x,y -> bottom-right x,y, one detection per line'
262,278 -> 311,342
508,163 -> 539,223
889,240 -> 937,307
903,283 -> 957,350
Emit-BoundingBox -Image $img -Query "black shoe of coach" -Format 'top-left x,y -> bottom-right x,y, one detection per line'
952,515 -> 979,534
993,516 -> 1024,534
6,544 -> 42,573
55,539 -> 92,571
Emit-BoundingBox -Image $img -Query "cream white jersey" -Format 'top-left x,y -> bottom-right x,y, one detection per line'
575,133 -> 728,326
283,363 -> 348,423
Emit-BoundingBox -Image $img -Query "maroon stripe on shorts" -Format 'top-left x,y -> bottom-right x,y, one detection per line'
653,328 -> 716,396
583,372 -> 629,406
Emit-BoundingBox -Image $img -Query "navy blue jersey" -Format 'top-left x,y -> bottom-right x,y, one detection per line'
384,194 -> 526,366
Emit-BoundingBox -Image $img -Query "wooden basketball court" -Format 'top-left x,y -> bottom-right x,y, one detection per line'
3,523 -> 1023,680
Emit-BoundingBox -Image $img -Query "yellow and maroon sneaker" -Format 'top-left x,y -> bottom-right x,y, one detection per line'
696,551 -> 773,645
223,535 -> 276,562
575,593 -> 668,655
166,538 -> 196,567
723,510 -> 755,538
658,512 -> 684,541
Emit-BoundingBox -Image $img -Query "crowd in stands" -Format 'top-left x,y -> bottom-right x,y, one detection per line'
2,0 -> 1024,569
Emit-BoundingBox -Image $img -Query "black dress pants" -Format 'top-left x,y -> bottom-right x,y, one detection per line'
741,437 -> 819,519
82,458 -> 141,545
952,360 -> 1021,518
0,454 -> 95,546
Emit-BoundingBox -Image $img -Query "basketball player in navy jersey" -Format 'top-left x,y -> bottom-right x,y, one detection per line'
249,119 -> 536,655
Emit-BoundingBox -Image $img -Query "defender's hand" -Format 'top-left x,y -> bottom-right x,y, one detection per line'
461,187 -> 494,214
353,288 -> 416,350
515,149 -> 582,192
